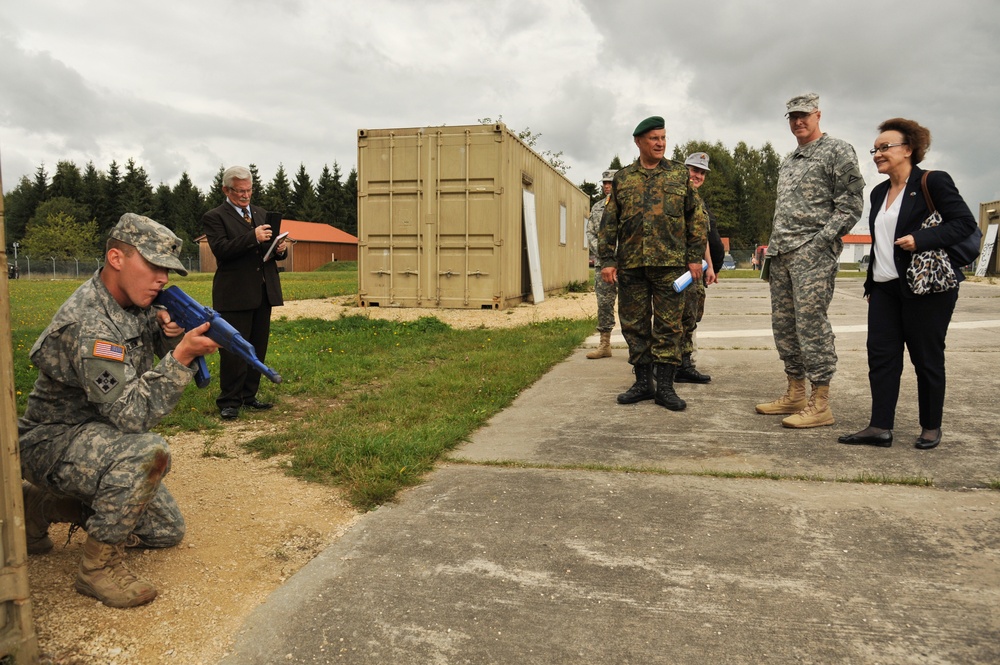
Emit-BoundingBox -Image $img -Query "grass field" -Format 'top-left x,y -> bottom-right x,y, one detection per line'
8,263 -> 594,508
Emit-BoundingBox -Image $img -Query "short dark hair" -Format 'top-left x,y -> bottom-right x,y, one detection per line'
878,118 -> 931,165
106,238 -> 136,255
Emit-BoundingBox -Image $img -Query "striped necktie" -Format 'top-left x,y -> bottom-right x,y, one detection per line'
242,208 -> 251,224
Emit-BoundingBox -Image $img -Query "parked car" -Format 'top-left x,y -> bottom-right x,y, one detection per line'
721,253 -> 736,270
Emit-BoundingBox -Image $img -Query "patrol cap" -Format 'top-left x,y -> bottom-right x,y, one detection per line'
786,93 -> 819,115
109,213 -> 188,276
601,170 -> 615,182
632,116 -> 665,136
684,152 -> 711,171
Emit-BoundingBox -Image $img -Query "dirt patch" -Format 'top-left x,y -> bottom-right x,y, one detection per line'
28,293 -> 598,664
277,291 -> 598,328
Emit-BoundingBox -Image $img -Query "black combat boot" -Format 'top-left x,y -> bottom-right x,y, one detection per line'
675,352 -> 711,384
617,364 -> 655,404
654,364 -> 687,411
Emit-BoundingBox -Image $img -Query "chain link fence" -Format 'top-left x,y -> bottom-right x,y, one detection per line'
6,256 -> 202,280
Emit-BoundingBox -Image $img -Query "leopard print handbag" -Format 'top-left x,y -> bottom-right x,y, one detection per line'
905,173 -> 958,295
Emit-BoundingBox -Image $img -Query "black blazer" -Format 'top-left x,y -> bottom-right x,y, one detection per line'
202,202 -> 286,311
864,166 -> 976,298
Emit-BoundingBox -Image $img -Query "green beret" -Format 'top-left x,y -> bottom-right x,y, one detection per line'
633,116 -> 665,136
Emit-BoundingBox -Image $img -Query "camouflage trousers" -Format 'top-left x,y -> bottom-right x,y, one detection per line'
593,262 -> 618,332
681,278 -> 706,355
769,241 -> 840,384
617,266 -> 686,366
20,422 -> 185,547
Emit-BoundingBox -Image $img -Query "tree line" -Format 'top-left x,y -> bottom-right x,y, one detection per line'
578,141 -> 782,250
3,158 -> 359,261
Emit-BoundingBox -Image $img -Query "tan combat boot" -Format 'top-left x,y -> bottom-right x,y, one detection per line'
755,376 -> 808,415
22,482 -> 89,555
782,383 -> 835,428
75,536 -> 157,608
586,331 -> 612,359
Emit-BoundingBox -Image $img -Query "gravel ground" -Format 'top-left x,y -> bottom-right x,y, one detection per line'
27,292 -> 598,664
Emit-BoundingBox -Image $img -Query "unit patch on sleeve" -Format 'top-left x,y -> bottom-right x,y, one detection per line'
93,369 -> 120,394
93,340 -> 126,362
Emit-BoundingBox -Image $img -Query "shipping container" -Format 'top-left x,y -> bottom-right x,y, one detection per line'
357,123 -> 590,309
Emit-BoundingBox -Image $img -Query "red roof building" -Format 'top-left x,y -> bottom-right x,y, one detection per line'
198,220 -> 358,273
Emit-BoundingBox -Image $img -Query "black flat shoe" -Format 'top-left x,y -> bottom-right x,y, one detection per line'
220,407 -> 240,420
915,430 -> 942,450
243,399 -> 273,410
838,430 -> 893,447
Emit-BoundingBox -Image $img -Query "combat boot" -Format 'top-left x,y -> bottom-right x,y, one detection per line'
782,383 -> 834,428
755,376 -> 808,415
654,364 -> 687,411
586,331 -> 613,359
75,535 -> 157,608
22,482 -> 89,555
675,352 -> 711,383
617,364 -> 655,404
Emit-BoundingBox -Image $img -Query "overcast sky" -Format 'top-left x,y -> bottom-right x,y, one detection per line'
3,0 -> 999,232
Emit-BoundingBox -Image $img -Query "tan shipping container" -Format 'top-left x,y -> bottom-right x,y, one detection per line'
357,123 -> 590,309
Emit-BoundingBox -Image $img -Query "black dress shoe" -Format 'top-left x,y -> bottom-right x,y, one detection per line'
915,430 -> 942,450
243,399 -> 273,410
838,430 -> 893,447
220,407 -> 240,420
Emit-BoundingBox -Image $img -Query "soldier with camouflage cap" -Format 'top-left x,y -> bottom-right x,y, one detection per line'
585,168 -> 618,359
19,213 -> 220,608
755,93 -> 865,428
677,151 -> 725,384
598,116 -> 709,411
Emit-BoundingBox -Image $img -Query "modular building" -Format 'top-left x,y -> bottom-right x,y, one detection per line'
356,123 -> 590,309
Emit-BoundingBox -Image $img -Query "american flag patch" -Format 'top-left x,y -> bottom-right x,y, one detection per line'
93,340 -> 126,362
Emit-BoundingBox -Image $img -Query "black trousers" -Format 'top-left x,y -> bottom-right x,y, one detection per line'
216,283 -> 273,410
867,279 -> 957,430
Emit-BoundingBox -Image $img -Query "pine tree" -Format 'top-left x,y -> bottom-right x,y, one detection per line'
262,164 -> 292,216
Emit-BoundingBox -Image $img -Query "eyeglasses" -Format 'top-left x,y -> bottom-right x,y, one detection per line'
870,143 -> 908,155
785,111 -> 816,121
227,187 -> 253,195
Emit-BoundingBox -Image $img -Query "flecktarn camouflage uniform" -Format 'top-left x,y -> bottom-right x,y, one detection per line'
19,271 -> 195,547
767,133 -> 864,384
586,195 -> 617,332
598,158 -> 708,367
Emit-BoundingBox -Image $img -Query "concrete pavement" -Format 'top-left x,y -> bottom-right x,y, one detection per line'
220,277 -> 1000,664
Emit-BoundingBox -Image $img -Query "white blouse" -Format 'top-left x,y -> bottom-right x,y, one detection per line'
872,188 -> 905,283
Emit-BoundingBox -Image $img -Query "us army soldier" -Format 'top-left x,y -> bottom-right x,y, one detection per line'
19,213 -> 219,608
585,169 -> 617,358
756,93 -> 865,428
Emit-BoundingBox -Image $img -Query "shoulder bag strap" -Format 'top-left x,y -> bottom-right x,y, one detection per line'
920,170 -> 936,214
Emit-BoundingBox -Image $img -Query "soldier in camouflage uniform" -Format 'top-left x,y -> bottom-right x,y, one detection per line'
755,94 -> 865,428
598,116 -> 708,411
585,169 -> 617,359
678,152 -> 725,384
19,214 -> 220,608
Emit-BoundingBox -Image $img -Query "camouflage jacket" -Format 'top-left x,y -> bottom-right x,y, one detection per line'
597,158 -> 708,269
586,196 -> 608,258
768,133 -> 865,255
18,271 -> 195,457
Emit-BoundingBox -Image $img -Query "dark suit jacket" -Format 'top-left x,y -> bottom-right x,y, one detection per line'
202,202 -> 286,311
864,166 -> 976,298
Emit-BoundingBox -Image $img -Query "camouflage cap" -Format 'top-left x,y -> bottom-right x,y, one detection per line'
632,116 -> 665,136
110,213 -> 188,276
786,93 -> 819,115
684,152 -> 711,171
601,170 -> 615,182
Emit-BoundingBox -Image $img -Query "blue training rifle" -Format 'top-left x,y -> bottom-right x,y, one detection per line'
154,285 -> 283,388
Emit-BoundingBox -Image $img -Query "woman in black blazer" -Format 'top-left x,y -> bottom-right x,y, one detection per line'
838,118 -> 976,450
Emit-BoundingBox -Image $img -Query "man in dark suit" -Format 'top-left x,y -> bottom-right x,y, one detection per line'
202,166 -> 287,420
